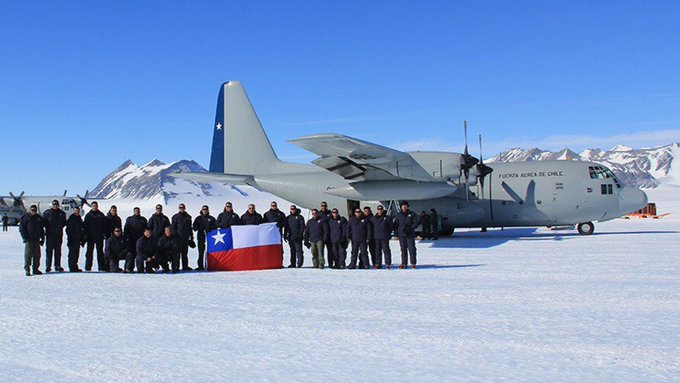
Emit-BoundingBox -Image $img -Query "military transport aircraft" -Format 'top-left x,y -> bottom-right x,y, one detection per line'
0,190 -> 93,225
171,81 -> 648,236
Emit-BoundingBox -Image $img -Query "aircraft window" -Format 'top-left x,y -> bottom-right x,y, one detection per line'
62,199 -> 69,205
601,184 -> 608,195
608,184 -> 613,194
604,169 -> 622,188
588,167 -> 598,179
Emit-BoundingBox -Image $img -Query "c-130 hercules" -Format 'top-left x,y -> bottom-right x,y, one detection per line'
172,81 -> 647,236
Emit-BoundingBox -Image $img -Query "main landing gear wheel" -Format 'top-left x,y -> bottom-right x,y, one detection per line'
577,222 -> 594,235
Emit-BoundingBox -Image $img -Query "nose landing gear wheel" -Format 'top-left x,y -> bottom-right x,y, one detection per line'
577,222 -> 594,235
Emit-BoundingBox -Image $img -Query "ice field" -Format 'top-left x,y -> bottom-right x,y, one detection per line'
0,187 -> 678,382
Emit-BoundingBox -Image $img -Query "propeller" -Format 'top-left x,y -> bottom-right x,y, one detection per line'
76,190 -> 91,208
478,134 -> 494,221
9,191 -> 25,208
63,190 -> 67,197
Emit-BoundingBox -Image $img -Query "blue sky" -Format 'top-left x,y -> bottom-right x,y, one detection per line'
1,1 -> 679,195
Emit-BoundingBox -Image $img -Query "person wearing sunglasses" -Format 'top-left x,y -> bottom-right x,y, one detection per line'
284,205 -> 305,268
171,203 -> 194,271
20,205 -> 46,276
147,204 -> 170,244
216,202 -> 241,229
192,205 -> 216,271
42,199 -> 67,272
105,227 -> 128,272
123,207 -> 147,273
83,201 -> 107,271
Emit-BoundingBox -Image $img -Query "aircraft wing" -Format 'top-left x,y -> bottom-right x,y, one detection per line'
288,134 -> 435,182
169,171 -> 259,188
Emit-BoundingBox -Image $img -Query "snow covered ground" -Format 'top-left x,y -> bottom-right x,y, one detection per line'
0,187 -> 678,382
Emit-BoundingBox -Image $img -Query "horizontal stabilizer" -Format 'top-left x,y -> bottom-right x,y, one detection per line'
169,171 -> 259,188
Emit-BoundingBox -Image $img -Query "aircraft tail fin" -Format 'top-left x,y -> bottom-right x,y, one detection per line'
209,81 -> 281,175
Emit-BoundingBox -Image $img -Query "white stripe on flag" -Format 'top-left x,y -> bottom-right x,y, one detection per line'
231,222 -> 281,249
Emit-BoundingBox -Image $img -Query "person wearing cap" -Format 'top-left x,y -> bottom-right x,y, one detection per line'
370,205 -> 393,269
318,201 -> 333,267
135,228 -> 157,273
241,204 -> 263,225
66,206 -> 84,272
284,204 -> 305,268
193,205 -> 216,270
430,208 -> 439,240
20,205 -> 45,276
216,202 -> 241,228
123,207 -> 147,272
347,208 -> 370,269
304,209 -> 327,269
362,206 -> 375,268
83,201 -> 107,271
105,226 -> 128,272
420,211 -> 432,240
393,201 -> 420,269
42,199 -> 67,272
105,205 -> 122,240
171,203 -> 194,271
156,226 -> 180,273
328,208 -> 348,269
147,204 -> 170,243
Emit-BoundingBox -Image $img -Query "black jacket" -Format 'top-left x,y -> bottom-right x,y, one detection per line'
241,211 -> 263,225
2,215 -> 8,225
105,213 -> 122,239
20,213 -> 45,242
66,214 -> 84,246
147,213 -> 170,239
42,208 -> 67,238
136,236 -> 156,260
156,234 -> 178,260
83,210 -> 107,243
304,216 -> 327,243
328,216 -> 348,243
393,210 -> 420,237
105,235 -> 128,261
420,213 -> 431,227
430,212 -> 439,229
347,216 -> 370,242
263,209 -> 286,233
193,214 -> 217,241
171,211 -> 193,240
370,214 -> 393,240
284,213 -> 305,241
124,215 -> 148,249
216,211 -> 241,228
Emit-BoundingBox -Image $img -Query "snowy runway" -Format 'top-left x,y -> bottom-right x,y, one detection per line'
1,190 -> 678,382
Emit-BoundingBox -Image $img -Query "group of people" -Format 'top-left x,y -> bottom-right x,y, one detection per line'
18,198 -> 439,276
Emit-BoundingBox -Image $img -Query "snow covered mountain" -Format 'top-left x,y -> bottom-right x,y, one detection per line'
488,143 -> 679,188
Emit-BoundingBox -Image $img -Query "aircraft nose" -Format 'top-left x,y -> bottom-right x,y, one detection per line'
619,187 -> 648,215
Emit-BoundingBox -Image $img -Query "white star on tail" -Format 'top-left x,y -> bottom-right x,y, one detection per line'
212,230 -> 226,245
216,122 -> 222,130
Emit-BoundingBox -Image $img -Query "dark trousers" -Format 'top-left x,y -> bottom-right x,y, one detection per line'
24,241 -> 41,272
158,253 -> 180,272
85,239 -> 105,271
288,239 -> 303,267
367,240 -> 376,266
45,236 -> 63,269
422,224 -> 432,239
124,248 -> 136,272
178,239 -> 190,269
350,241 -> 368,269
2,223 -> 8,231
431,225 -> 439,240
197,239 -> 206,269
67,244 -> 80,271
109,255 -> 123,272
375,239 -> 392,267
331,242 -> 347,267
325,240 -> 335,267
398,236 -> 417,265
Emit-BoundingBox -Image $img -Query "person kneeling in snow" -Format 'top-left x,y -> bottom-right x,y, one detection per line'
156,226 -> 180,273
135,228 -> 157,274
105,227 -> 128,272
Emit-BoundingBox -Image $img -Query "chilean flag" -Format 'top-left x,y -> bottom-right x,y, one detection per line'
206,223 -> 283,271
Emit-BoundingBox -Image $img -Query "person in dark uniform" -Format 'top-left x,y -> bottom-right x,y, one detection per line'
430,208 -> 439,240
420,211 -> 432,240
284,204 -> 305,268
318,201 -> 333,267
347,208 -> 370,269
393,201 -> 419,269
328,208 -> 348,269
2,213 -> 8,231
42,199 -> 67,272
157,226 -> 180,273
362,206 -> 375,268
83,201 -> 107,271
264,201 -> 286,259
370,205 -> 393,269
216,202 -> 241,228
171,203 -> 194,271
123,207 -> 147,273
147,204 -> 170,243
135,228 -> 157,273
20,205 -> 45,276
241,204 -> 263,225
192,205 -> 216,270
105,205 -> 122,240
105,227 -> 128,272
304,209 -> 327,269
65,206 -> 84,272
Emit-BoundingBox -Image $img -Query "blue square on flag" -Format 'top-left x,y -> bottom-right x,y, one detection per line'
207,228 -> 233,253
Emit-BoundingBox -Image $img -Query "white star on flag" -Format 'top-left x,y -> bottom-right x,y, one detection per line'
212,230 -> 226,245
216,122 -> 222,130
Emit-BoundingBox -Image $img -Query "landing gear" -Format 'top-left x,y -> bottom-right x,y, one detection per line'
577,222 -> 594,235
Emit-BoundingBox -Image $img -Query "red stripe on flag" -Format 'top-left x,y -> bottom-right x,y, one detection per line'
207,244 -> 283,272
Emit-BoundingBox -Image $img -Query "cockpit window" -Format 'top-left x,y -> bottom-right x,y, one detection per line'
589,165 -> 622,188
